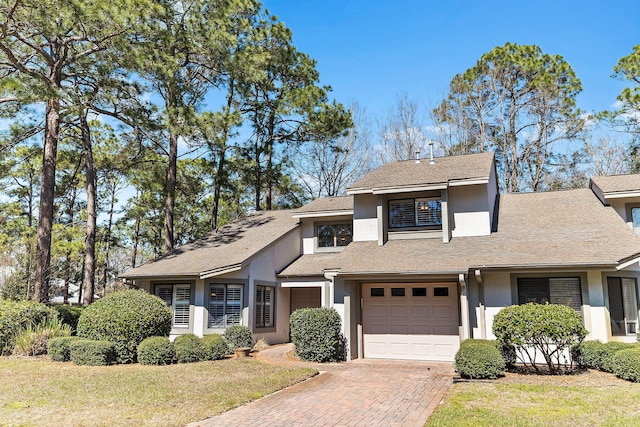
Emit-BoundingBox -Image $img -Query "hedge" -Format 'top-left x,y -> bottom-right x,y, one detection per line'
69,339 -> 117,366
137,336 -> 175,365
455,339 -> 505,379
173,334 -> 205,363
223,326 -> 253,350
612,348 -> 640,382
48,336 -> 81,362
290,307 -> 346,363
0,299 -> 58,355
53,305 -> 84,334
76,290 -> 172,363
202,334 -> 230,360
578,340 -> 636,372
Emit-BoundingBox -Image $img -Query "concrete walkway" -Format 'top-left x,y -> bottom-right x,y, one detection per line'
187,344 -> 455,427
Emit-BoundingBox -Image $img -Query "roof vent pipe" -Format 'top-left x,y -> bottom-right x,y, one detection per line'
415,149 -> 420,163
428,140 -> 435,164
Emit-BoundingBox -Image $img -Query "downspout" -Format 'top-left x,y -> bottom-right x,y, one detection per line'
459,273 -> 470,340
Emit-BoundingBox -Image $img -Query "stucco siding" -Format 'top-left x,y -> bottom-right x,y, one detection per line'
449,184 -> 491,237
353,193 -> 378,242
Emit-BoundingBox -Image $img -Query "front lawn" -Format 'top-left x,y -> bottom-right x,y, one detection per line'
427,370 -> 640,426
0,356 -> 316,426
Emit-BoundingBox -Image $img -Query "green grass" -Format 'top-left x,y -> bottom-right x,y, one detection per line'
0,356 -> 316,427
427,379 -> 640,426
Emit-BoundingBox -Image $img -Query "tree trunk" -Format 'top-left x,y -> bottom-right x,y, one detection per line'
131,211 -> 140,268
164,130 -> 178,252
211,152 -> 225,230
254,131 -> 262,211
102,180 -> 116,296
34,96 -> 60,303
81,113 -> 97,306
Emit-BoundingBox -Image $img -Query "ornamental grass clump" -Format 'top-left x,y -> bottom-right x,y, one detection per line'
290,307 -> 346,363
0,299 -> 58,355
492,303 -> 587,374
12,316 -> 72,356
455,339 -> 505,379
76,290 -> 172,364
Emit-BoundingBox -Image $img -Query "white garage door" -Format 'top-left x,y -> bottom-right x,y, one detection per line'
362,283 -> 460,361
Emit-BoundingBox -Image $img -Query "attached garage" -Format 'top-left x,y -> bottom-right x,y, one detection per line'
362,283 -> 460,361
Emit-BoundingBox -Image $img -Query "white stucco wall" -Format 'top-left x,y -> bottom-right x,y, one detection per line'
353,194 -> 378,242
449,184 -> 491,237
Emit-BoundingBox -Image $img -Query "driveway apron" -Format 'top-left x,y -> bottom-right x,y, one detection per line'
187,344 -> 454,427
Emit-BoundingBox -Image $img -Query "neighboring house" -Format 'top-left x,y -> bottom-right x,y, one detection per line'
121,152 -> 640,362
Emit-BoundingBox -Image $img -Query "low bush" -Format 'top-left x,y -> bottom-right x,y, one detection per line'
290,307 -> 346,363
48,336 -> 81,362
493,303 -> 587,374
0,299 -> 58,355
202,334 -> 229,360
77,290 -> 172,364
223,325 -> 253,350
455,339 -> 506,379
69,339 -> 117,366
12,316 -> 72,356
173,334 -> 205,363
137,336 -> 175,365
612,348 -> 640,382
53,305 -> 84,334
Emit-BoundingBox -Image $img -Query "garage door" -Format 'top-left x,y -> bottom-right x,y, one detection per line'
362,283 -> 460,361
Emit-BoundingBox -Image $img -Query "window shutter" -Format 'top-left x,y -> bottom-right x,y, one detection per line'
255,287 -> 264,327
173,286 -> 191,327
389,200 -> 415,228
226,286 -> 242,326
155,286 -> 172,306
415,199 -> 442,226
622,278 -> 638,323
264,287 -> 273,327
549,278 -> 582,313
517,278 -> 549,305
209,285 -> 226,327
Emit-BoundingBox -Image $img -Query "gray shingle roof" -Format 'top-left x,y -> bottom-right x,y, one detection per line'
121,210 -> 299,279
347,152 -> 494,193
279,189 -> 640,277
293,196 -> 353,217
591,174 -> 640,194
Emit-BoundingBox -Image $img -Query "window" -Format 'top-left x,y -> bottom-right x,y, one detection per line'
517,277 -> 582,313
391,287 -> 405,297
389,198 -> 442,228
209,284 -> 243,328
370,288 -> 385,297
434,287 -> 449,297
632,208 -> 640,235
607,277 -> 638,336
412,287 -> 427,297
255,285 -> 275,328
155,284 -> 191,328
317,223 -> 353,248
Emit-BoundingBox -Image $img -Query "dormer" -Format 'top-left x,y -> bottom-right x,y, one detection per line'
591,173 -> 640,234
346,152 -> 498,244
292,196 -> 354,254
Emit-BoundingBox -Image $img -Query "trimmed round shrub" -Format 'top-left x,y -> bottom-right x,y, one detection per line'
53,305 -> 84,334
202,334 -> 230,360
137,336 -> 175,365
577,340 -> 606,370
455,339 -> 505,379
173,334 -> 205,363
48,336 -> 81,362
0,299 -> 58,355
223,325 -> 253,350
290,307 -> 346,363
493,303 -> 587,374
612,348 -> 640,382
76,290 -> 172,364
69,339 -> 117,366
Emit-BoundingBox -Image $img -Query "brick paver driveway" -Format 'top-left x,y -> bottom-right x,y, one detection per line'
188,344 -> 454,427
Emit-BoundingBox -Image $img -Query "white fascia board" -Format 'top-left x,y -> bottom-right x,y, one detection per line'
372,184 -> 447,195
292,210 -> 354,219
617,257 -> 640,271
280,280 -> 327,288
346,188 -> 373,195
604,190 -> 640,199
447,178 -> 490,187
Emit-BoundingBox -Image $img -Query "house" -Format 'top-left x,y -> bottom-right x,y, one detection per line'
121,152 -> 640,362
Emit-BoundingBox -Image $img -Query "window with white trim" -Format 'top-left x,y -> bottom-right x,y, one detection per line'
389,198 -> 442,228
517,277 -> 582,313
317,223 -> 353,248
155,284 -> 191,328
607,277 -> 638,336
209,284 -> 243,328
255,285 -> 275,328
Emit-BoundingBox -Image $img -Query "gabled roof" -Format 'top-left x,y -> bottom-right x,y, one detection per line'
591,173 -> 640,201
346,152 -> 494,195
121,210 -> 299,279
279,189 -> 640,277
292,196 -> 353,218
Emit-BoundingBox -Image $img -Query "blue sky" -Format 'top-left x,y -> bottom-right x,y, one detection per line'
262,0 -> 639,118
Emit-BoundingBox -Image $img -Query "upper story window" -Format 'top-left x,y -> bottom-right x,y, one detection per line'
317,223 -> 353,248
389,198 -> 442,228
631,207 -> 640,235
